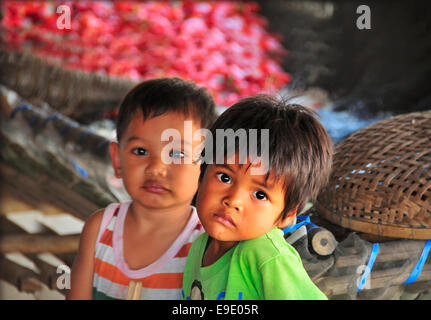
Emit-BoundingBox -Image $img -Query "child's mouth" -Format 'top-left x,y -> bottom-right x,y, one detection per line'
142,181 -> 169,193
213,213 -> 236,227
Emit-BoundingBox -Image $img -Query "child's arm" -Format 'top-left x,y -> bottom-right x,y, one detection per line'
66,209 -> 104,300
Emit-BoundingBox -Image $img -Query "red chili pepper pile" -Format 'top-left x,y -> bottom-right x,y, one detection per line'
1,1 -> 291,106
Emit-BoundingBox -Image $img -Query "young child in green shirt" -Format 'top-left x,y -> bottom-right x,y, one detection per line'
182,94 -> 333,300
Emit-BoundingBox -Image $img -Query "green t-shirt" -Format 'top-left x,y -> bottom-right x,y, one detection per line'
182,227 -> 327,300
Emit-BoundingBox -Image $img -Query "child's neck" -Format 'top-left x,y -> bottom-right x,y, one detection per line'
202,237 -> 238,267
128,200 -> 192,234
122,201 -> 193,270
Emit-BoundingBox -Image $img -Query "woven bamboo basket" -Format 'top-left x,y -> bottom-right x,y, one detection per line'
315,111 -> 431,240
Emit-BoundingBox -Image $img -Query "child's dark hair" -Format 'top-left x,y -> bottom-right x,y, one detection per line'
115,77 -> 218,142
200,94 -> 333,220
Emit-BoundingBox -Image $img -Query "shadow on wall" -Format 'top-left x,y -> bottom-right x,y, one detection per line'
257,0 -> 431,117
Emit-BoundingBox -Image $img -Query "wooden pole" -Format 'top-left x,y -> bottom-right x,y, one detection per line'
0,49 -> 134,120
127,280 -> 142,300
0,234 -> 80,254
335,240 -> 425,268
1,162 -> 101,221
308,227 -> 338,256
315,263 -> 431,297
0,255 -> 41,292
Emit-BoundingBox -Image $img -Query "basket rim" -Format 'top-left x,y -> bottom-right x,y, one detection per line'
316,204 -> 431,240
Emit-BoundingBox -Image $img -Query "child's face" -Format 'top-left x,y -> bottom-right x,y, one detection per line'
110,110 -> 204,210
196,155 -> 294,242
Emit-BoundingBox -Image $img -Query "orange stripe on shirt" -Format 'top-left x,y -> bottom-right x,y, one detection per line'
174,242 -> 192,258
99,229 -> 113,247
93,257 -> 183,289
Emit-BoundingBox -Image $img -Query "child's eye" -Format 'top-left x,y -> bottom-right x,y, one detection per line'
216,172 -> 232,184
253,190 -> 268,201
169,150 -> 185,158
132,147 -> 148,156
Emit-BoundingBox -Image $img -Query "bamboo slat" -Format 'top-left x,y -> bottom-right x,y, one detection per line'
0,49 -> 135,121
0,234 -> 79,254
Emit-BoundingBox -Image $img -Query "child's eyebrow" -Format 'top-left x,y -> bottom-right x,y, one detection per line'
166,139 -> 193,147
126,136 -> 192,146
126,136 -> 145,143
213,163 -> 235,173
251,178 -> 272,190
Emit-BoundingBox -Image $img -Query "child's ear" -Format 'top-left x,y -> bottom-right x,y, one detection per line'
276,207 -> 298,229
109,141 -> 122,178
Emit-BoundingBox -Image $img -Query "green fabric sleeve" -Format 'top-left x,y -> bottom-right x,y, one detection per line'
259,254 -> 328,300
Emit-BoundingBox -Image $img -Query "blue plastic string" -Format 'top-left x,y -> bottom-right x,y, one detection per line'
10,104 -> 32,119
59,122 -> 79,136
42,114 -> 61,127
307,224 -> 318,233
282,215 -> 318,235
71,158 -> 88,178
404,240 -> 431,285
357,243 -> 379,292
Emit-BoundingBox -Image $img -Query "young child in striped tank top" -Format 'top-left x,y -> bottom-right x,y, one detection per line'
67,78 -> 217,300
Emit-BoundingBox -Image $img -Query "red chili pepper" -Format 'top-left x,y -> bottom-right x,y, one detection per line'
1,0 -> 292,107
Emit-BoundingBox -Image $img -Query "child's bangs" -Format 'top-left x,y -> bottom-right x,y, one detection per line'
207,129 -> 271,174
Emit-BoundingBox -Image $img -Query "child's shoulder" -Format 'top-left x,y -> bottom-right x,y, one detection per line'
80,208 -> 105,241
237,228 -> 301,265
81,202 -> 121,243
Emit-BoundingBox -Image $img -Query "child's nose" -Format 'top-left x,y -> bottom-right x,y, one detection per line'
145,157 -> 167,177
222,189 -> 243,212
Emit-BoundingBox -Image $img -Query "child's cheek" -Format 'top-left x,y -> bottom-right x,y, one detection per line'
205,176 -> 222,194
195,189 -> 207,215
197,180 -> 214,206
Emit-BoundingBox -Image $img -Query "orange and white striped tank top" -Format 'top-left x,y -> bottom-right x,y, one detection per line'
92,201 -> 203,300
